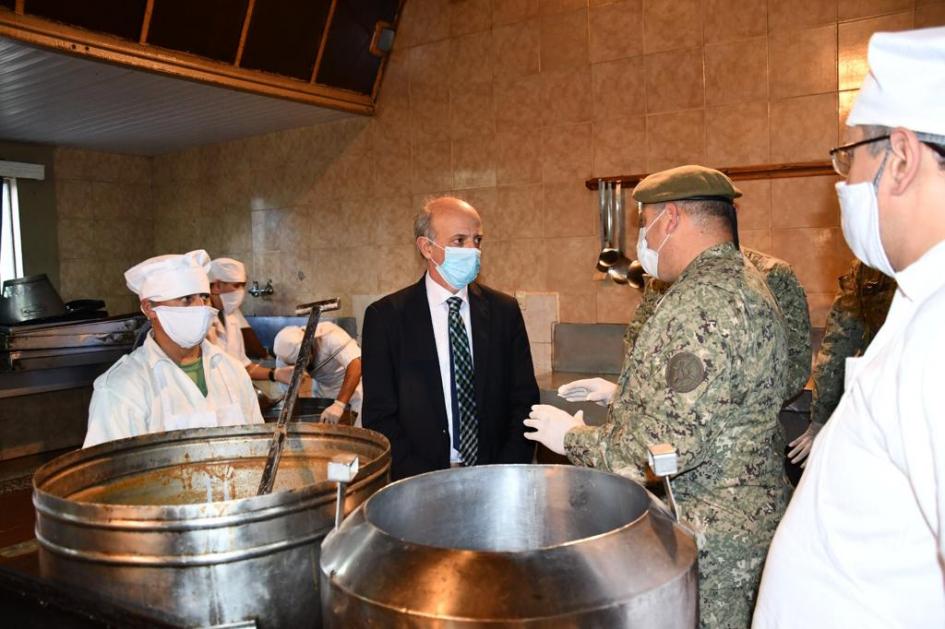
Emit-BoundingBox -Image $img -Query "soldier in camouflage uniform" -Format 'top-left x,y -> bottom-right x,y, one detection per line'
525,166 -> 791,629
787,258 -> 896,465
627,249 -> 811,401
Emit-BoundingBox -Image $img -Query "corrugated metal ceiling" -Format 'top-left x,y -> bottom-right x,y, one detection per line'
0,36 -> 353,155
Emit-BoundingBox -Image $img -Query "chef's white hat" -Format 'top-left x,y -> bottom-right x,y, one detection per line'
124,250 -> 211,302
847,26 -> 945,136
209,257 -> 247,283
273,326 -> 304,365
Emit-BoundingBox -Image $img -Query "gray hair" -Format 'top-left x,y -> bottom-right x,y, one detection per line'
861,125 -> 945,168
414,203 -> 435,240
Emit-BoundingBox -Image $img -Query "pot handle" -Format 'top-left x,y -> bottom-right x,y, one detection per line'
328,454 -> 360,529
647,443 -> 681,522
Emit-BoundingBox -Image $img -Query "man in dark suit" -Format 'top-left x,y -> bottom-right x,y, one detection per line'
361,196 -> 539,480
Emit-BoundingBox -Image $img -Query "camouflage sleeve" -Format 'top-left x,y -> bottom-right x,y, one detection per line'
565,286 -> 738,478
764,264 -> 811,400
810,268 -> 866,425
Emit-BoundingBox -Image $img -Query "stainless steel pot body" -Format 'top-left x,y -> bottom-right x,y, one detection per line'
33,423 -> 390,628
0,273 -> 66,324
320,464 -> 698,628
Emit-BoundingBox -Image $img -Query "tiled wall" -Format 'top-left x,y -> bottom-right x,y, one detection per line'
54,147 -> 154,314
137,0 -> 945,334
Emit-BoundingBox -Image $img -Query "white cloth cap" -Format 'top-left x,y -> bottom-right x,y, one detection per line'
273,326 -> 304,365
847,26 -> 945,136
125,250 -> 211,302
209,257 -> 247,283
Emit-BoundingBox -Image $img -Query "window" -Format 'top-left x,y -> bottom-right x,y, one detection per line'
1,177 -> 24,285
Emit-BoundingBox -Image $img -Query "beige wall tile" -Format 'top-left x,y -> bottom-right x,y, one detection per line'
480,238 -> 547,293
916,2 -> 945,27
838,89 -> 858,135
451,0 -> 492,35
540,0 -> 588,15
643,0 -> 702,54
591,56 -> 646,121
771,175 -> 841,229
596,282 -> 643,323
703,0 -> 766,43
409,40 -> 450,93
493,0 -> 541,25
646,109 -> 706,171
540,8 -> 590,71
373,142 -> 413,198
705,101 -> 769,167
542,67 -> 593,125
558,291 -> 598,322
453,186 -> 498,219
410,91 -> 450,145
592,115 -> 647,175
397,0 -> 450,47
541,122 -> 593,183
768,0 -> 837,31
588,0 -> 644,63
704,37 -> 767,106
738,228 -> 772,252
450,31 -> 494,86
734,179 -> 771,231
58,218 -> 94,260
838,12 -> 914,91
494,74 -> 544,131
769,25 -> 838,100
543,181 -> 597,238
529,341 -> 554,373
645,47 -> 704,113
55,179 -> 92,219
518,292 -> 560,342
493,18 -> 541,81
543,236 -> 599,296
496,128 -> 543,185
452,136 -> 497,189
412,140 -> 452,194
495,184 -> 545,239
450,81 -> 495,140
770,93 -> 838,163
807,292 -> 836,328
838,0 -> 913,21
768,227 -> 851,294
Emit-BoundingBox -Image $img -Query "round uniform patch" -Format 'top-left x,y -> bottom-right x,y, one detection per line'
666,351 -> 705,393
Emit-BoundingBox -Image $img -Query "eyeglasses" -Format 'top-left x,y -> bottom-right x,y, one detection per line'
829,135 -> 890,177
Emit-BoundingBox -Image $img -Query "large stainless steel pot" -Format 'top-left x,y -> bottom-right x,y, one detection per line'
320,464 -> 698,628
0,274 -> 66,324
33,423 -> 390,628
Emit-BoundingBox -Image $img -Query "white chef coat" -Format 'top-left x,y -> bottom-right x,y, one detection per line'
83,335 -> 264,448
425,272 -> 474,464
274,321 -> 363,416
210,311 -> 252,367
754,240 -> 945,628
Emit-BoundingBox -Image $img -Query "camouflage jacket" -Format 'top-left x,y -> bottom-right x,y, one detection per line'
566,242 -> 790,543
810,259 -> 897,425
624,247 -> 810,402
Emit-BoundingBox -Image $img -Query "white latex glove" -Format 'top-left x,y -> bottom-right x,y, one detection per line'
523,404 -> 585,455
320,400 -> 346,424
788,421 -> 823,467
557,377 -> 617,406
273,366 -> 294,385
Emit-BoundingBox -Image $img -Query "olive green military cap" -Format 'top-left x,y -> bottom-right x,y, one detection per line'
632,165 -> 742,204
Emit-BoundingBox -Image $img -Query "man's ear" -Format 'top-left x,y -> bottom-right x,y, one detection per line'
665,202 -> 682,232
140,299 -> 156,320
888,127 -> 923,197
416,236 -> 432,260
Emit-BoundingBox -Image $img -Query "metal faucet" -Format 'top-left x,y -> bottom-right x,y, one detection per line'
248,279 -> 274,298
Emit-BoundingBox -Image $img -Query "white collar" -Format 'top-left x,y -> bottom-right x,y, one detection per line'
893,239 -> 945,304
425,272 -> 468,308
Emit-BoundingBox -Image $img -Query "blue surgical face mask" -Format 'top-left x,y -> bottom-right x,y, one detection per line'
426,239 -> 481,290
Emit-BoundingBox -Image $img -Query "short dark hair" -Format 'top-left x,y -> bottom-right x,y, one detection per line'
675,199 -> 739,247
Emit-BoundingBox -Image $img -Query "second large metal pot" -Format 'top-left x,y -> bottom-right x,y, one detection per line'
33,423 -> 390,628
320,464 -> 698,628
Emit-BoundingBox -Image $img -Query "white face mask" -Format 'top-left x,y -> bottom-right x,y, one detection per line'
219,288 -> 245,315
836,153 -> 896,277
153,305 -> 217,349
635,209 -> 671,279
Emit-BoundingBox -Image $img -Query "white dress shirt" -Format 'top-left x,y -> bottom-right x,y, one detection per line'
754,240 -> 945,628
425,272 -> 474,464
84,336 -> 263,448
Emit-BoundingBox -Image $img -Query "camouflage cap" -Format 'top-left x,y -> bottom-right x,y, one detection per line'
632,165 -> 742,204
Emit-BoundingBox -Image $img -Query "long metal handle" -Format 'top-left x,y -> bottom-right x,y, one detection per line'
256,297 -> 340,496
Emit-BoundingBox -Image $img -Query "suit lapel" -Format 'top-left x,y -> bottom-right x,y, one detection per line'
468,282 -> 491,414
404,277 -> 449,428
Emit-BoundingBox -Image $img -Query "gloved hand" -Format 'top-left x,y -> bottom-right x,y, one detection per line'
523,404 -> 585,455
320,400 -> 346,424
557,377 -> 617,406
788,421 -> 823,467
274,366 -> 294,385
